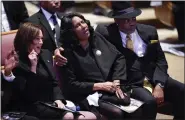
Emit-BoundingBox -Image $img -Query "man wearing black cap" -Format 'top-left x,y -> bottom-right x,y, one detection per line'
96,1 -> 184,120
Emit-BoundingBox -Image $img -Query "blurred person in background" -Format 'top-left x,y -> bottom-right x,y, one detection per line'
172,1 -> 185,44
60,1 -> 76,13
93,1 -> 111,16
1,1 -> 29,32
24,1 -> 63,53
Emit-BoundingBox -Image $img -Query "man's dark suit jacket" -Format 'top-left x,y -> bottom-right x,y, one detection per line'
95,23 -> 169,86
10,49 -> 66,112
25,10 -> 62,52
3,1 -> 29,30
61,32 -> 127,103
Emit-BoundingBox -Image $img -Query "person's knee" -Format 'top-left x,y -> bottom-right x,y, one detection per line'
146,97 -> 157,106
77,111 -> 97,120
63,112 -> 74,120
112,108 -> 124,118
144,97 -> 157,110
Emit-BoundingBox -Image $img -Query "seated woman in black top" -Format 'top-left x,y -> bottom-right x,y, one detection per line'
60,13 -> 130,119
8,22 -> 96,120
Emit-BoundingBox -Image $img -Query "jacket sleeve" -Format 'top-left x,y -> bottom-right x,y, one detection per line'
150,27 -> 169,85
11,66 -> 27,91
111,52 -> 127,83
12,58 -> 66,104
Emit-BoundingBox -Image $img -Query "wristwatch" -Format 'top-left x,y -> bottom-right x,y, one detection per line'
157,83 -> 165,88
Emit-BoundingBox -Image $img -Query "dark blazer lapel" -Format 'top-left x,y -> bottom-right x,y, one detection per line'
39,50 -> 56,79
108,23 -> 123,50
136,24 -> 153,56
136,24 -> 150,45
37,10 -> 56,46
91,35 -> 117,80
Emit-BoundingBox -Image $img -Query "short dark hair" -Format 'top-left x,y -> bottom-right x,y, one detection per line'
60,13 -> 94,48
14,22 -> 44,56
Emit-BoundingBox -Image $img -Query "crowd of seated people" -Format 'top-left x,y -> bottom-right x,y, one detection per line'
2,22 -> 96,120
1,1 -> 184,120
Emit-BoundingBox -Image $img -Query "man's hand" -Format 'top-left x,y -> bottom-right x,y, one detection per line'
4,50 -> 19,76
54,47 -> 67,66
152,84 -> 164,105
54,100 -> 65,109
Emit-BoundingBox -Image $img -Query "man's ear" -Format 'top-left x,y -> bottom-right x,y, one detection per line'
114,19 -> 119,25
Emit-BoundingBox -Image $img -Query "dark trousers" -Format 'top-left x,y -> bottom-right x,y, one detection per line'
131,87 -> 157,120
98,100 -> 125,119
164,77 -> 184,120
131,77 -> 184,120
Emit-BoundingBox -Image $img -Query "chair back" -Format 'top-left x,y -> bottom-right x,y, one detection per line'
1,30 -> 17,66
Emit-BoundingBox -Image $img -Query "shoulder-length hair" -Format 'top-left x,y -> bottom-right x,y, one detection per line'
60,13 -> 94,48
14,22 -> 44,56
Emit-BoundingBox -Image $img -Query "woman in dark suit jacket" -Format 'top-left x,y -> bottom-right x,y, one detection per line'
10,22 -> 73,120
9,22 -> 96,120
60,13 -> 130,119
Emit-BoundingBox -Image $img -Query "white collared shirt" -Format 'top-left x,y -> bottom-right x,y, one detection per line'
2,70 -> 15,82
41,7 -> 61,30
41,7 -> 61,46
1,2 -> 11,32
119,30 -> 147,57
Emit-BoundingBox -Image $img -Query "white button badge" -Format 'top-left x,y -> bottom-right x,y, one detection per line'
96,50 -> 101,56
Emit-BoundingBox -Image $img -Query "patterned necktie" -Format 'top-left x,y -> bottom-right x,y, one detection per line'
126,34 -> 134,51
51,14 -> 60,47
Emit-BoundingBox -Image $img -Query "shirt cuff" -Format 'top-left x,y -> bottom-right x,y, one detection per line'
2,70 -> 15,82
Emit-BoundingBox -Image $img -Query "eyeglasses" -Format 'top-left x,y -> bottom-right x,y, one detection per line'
123,17 -> 136,24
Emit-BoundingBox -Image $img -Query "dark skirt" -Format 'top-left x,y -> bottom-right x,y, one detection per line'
26,102 -> 69,120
